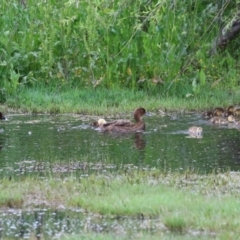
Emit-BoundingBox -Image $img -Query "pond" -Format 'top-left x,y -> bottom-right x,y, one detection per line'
0,112 -> 240,239
0,112 -> 240,176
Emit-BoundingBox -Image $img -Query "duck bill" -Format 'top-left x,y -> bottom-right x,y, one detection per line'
145,112 -> 152,117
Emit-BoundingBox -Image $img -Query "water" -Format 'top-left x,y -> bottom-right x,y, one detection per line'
0,208 -> 167,239
0,112 -> 239,239
0,113 -> 240,176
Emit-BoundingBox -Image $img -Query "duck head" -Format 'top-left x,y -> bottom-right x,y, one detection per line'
133,107 -> 147,122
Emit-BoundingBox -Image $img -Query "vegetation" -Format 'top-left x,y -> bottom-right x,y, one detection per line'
1,0 -> 240,110
1,170 -> 240,238
61,233 -> 210,240
4,86 -> 240,114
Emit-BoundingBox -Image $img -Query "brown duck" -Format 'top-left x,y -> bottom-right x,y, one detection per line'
99,107 -> 147,132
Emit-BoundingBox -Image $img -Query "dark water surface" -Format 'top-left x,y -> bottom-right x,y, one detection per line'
0,113 -> 240,175
0,113 -> 239,239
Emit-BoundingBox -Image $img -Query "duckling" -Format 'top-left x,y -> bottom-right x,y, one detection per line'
202,107 -> 225,119
98,118 -> 107,126
0,112 -> 6,120
223,105 -> 234,117
227,105 -> 234,113
209,116 -> 228,124
202,111 -> 213,119
188,126 -> 202,136
212,107 -> 225,117
227,115 -> 235,123
91,118 -> 107,127
226,115 -> 240,128
234,107 -> 240,117
99,107 -> 147,132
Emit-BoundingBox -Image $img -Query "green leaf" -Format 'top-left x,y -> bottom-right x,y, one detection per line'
199,69 -> 206,86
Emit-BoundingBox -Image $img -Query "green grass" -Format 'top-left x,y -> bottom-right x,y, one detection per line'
0,190 -> 23,208
1,0 -> 240,100
3,86 -> 240,114
61,233 -> 210,240
1,170 -> 240,238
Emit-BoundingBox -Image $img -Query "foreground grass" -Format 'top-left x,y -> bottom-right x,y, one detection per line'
3,86 -> 240,114
1,170 -> 240,238
61,233 -> 210,240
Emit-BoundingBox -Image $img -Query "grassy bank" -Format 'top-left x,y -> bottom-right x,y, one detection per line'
1,0 -> 240,102
1,0 -> 240,115
61,233 -> 211,240
3,86 -> 240,115
1,170 -> 240,238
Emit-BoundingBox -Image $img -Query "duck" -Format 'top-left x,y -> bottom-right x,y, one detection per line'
209,116 -> 228,124
91,118 -> 107,127
0,112 -> 6,120
202,107 -> 225,119
223,105 -> 234,117
188,126 -> 202,136
212,107 -> 225,117
202,111 -> 213,119
234,107 -> 240,117
98,107 -> 147,132
226,115 -> 240,128
227,115 -> 236,123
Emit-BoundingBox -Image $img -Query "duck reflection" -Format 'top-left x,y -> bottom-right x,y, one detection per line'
100,131 -> 147,151
134,132 -> 146,150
